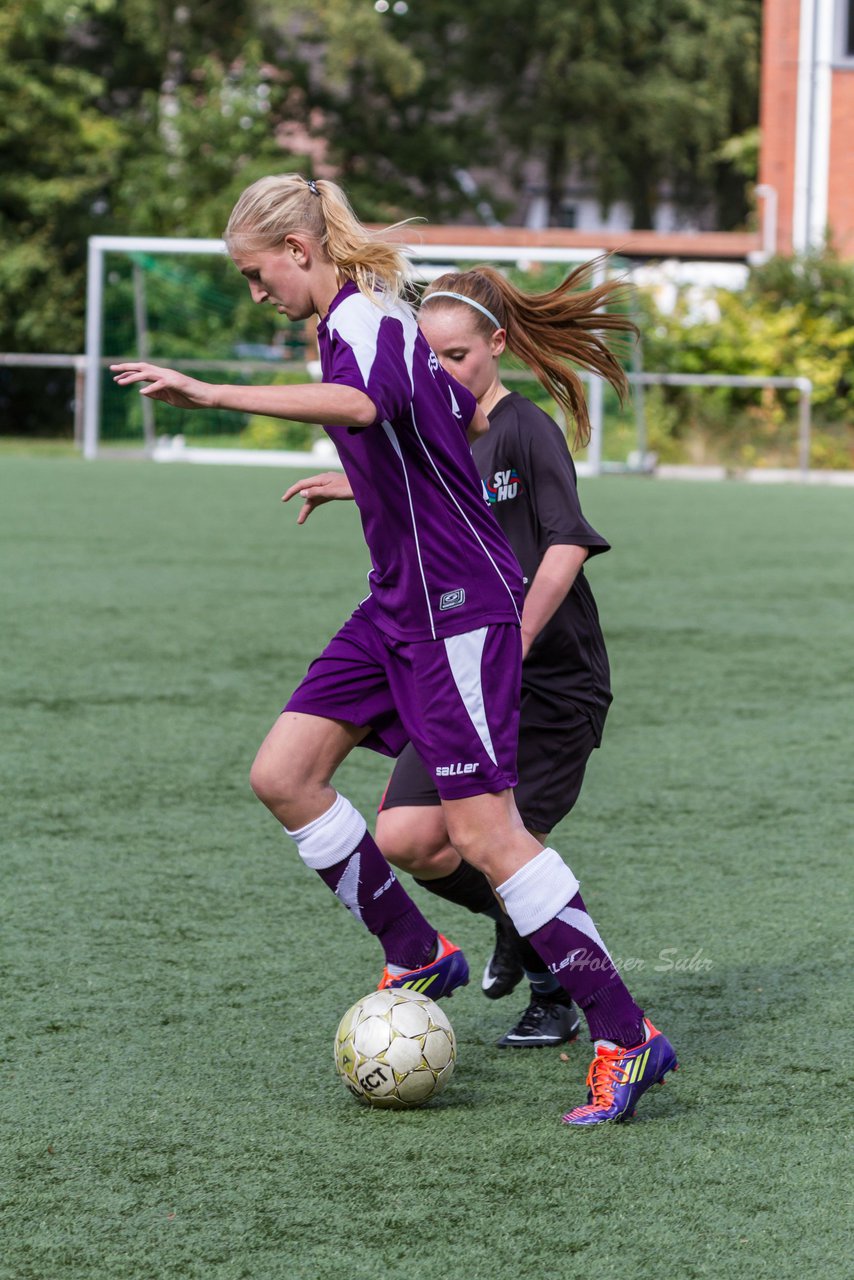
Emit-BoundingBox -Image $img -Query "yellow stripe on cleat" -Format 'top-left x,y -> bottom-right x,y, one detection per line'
628,1048 -> 650,1084
398,973 -> 439,994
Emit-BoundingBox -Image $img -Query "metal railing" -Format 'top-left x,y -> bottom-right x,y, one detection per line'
624,372 -> 814,479
0,353 -> 87,444
1,352 -> 815,479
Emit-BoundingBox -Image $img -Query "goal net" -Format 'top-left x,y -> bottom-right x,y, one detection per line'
84,235 -> 642,472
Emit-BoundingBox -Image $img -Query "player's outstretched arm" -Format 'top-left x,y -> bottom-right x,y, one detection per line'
282,471 -> 354,525
111,363 -> 377,427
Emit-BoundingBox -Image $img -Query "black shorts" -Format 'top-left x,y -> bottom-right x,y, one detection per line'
380,686 -> 603,834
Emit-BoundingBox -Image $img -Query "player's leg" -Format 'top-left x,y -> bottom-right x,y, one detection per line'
377,745 -> 529,1004
379,793 -> 580,1043
388,621 -> 610,1011
375,748 -> 459,879
377,742 -> 509,928
251,709 -> 441,972
489,819 -> 580,1050
493,699 -> 600,1046
444,790 -> 677,1119
441,788 -> 642,1038
397,622 -> 675,1120
250,614 -> 464,990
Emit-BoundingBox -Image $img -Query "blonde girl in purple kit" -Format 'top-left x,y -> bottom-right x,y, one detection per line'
112,174 -> 676,1124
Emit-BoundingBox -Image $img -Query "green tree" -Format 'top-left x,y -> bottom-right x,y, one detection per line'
0,3 -> 301,350
274,0 -> 761,228
259,0 -> 470,221
433,0 -> 762,228
0,0 -> 304,430
0,0 -> 124,351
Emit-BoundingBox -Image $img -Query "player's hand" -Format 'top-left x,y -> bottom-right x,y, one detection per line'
110,363 -> 217,410
281,471 -> 353,524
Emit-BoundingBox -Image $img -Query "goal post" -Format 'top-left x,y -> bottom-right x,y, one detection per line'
84,234 -> 628,469
84,235 -> 224,459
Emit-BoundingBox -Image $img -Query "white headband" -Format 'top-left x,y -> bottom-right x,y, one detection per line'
421,290 -> 502,330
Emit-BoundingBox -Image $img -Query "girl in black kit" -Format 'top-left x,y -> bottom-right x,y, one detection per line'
375,262 -> 636,1048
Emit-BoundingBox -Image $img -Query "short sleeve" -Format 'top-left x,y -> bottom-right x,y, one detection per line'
324,293 -> 417,424
514,407 -> 610,556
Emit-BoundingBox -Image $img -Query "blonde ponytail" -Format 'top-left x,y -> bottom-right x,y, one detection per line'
224,173 -> 413,306
421,259 -> 637,450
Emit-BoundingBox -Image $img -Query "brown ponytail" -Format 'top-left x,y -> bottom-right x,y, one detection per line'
421,258 -> 637,449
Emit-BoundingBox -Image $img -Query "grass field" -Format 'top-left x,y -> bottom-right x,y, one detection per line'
2,456 -> 852,1280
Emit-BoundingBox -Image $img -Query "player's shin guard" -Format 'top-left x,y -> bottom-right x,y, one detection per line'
497,848 -> 645,1048
285,793 -> 437,970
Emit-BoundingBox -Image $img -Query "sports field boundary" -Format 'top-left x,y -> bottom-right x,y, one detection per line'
148,435 -> 854,485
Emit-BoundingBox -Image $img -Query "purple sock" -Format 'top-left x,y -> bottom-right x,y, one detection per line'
527,893 -> 645,1046
315,829 -> 437,970
497,849 -> 645,1048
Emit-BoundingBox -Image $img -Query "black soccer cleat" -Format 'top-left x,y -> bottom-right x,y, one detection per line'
481,916 -> 525,1000
496,988 -> 582,1048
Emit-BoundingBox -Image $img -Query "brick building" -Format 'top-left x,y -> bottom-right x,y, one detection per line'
759,0 -> 854,256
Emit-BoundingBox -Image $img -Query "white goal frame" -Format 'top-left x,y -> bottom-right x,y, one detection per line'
84,235 -> 818,479
83,234 -> 610,467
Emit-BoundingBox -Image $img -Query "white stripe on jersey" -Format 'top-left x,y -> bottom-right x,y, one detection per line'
443,627 -> 498,765
407,409 -> 522,625
382,420 -> 436,639
325,291 -> 418,392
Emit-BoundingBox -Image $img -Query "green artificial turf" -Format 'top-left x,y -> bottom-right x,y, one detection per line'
1,458 -> 852,1279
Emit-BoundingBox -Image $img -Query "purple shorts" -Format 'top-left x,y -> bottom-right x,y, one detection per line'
380,692 -> 601,834
285,607 -> 521,800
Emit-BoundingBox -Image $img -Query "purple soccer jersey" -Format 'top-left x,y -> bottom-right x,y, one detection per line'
317,283 -> 524,641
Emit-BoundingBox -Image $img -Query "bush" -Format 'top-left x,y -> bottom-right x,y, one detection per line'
240,416 -> 316,451
636,248 -> 854,468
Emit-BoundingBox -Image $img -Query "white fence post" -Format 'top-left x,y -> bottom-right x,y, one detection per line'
84,238 -> 104,460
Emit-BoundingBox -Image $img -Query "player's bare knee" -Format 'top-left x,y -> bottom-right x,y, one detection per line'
249,752 -> 301,811
443,819 -> 514,883
374,808 -> 406,865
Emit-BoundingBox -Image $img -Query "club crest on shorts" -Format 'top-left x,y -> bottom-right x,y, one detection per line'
439,588 -> 466,611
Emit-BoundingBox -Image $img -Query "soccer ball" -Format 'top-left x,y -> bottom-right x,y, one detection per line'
334,987 -> 457,1109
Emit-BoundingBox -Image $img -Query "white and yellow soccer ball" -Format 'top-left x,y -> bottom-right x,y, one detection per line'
334,987 -> 457,1109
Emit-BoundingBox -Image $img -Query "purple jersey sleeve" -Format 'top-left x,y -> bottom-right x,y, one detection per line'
324,294 -> 477,431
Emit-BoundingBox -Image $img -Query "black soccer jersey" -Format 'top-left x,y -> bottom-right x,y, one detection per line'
473,391 -> 612,734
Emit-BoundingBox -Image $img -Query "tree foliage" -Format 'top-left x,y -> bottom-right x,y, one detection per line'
274,0 -> 762,226
636,250 -> 854,467
0,0 -> 302,358
0,0 -> 781,446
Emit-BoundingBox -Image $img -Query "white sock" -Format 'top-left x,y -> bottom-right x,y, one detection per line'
496,848 -> 580,936
284,792 -> 367,870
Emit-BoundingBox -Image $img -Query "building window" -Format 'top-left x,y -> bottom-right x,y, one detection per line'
557,203 -> 578,229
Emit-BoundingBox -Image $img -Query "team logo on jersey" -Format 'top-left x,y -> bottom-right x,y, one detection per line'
439,588 -> 466,611
428,350 -> 440,374
485,468 -> 523,504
